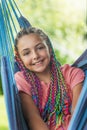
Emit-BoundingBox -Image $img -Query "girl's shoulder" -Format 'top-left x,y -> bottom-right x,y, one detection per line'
60,64 -> 84,74
60,64 -> 85,89
15,71 -> 24,78
60,63 -> 85,78
60,64 -> 73,74
14,71 -> 31,95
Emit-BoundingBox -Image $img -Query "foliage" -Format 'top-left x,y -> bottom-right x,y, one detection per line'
0,96 -> 8,130
55,49 -> 72,65
15,0 -> 86,63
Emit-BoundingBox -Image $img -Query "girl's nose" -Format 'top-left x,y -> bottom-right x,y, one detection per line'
32,50 -> 39,59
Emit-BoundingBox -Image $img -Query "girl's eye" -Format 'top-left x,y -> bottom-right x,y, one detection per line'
23,51 -> 30,56
37,46 -> 45,50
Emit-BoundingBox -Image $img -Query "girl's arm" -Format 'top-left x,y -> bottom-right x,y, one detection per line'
19,92 -> 49,130
71,82 -> 83,114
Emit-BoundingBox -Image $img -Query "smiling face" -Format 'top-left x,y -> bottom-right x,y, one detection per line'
17,33 -> 51,74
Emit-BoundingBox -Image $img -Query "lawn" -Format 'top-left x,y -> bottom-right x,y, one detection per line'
0,95 -> 9,130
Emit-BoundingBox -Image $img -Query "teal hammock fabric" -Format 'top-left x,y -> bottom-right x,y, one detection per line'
0,0 -> 87,130
0,0 -> 30,130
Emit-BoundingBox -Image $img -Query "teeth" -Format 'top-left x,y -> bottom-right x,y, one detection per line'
36,61 -> 41,64
33,60 -> 42,65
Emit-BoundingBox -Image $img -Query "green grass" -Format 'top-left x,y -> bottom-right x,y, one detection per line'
0,95 -> 9,130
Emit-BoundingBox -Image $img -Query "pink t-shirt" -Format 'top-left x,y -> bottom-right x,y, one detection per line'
14,64 -> 85,130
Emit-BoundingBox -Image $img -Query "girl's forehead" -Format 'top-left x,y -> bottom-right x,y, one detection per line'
18,33 -> 43,44
17,33 -> 48,51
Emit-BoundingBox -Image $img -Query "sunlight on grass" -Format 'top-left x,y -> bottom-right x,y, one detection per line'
0,96 -> 9,130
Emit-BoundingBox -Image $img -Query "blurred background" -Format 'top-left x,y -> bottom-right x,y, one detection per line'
15,0 -> 87,64
0,0 -> 86,129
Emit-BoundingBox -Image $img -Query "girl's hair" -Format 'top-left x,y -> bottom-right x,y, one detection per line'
15,27 -> 50,51
15,27 -> 71,128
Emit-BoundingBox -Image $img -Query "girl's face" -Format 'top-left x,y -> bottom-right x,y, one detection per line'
17,33 -> 51,74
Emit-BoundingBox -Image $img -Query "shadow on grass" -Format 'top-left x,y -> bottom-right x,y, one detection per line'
0,126 -> 8,130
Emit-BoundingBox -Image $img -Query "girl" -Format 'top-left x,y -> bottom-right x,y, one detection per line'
14,27 -> 85,130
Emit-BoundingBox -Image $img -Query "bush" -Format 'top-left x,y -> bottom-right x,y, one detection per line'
55,49 -> 73,65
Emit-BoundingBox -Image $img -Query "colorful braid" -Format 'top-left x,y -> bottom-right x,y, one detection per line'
14,27 -> 71,129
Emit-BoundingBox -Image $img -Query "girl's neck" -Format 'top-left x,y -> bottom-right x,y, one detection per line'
36,68 -> 51,84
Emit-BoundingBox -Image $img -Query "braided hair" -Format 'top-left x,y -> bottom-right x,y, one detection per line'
14,27 -> 71,129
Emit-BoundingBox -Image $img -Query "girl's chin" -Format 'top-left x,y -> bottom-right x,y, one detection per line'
34,69 -> 46,73
33,68 -> 47,73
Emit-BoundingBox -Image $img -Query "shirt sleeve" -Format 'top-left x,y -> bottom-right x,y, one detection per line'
61,64 -> 85,90
14,71 -> 31,95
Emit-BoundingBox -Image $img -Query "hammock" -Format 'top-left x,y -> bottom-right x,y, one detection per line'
0,0 -> 87,130
68,50 -> 87,130
0,0 -> 30,130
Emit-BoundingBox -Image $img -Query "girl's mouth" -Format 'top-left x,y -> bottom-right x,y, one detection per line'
32,60 -> 44,65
